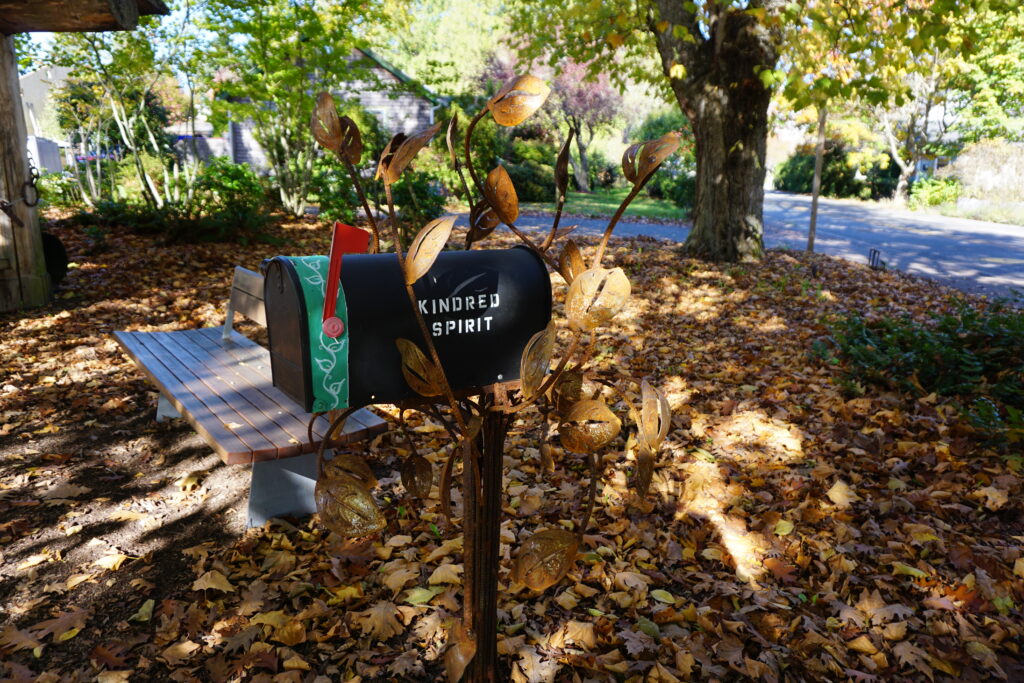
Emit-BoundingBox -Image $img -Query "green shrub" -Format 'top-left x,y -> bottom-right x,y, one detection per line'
37,171 -> 82,207
505,159 -> 555,203
194,157 -> 267,213
646,156 -> 695,211
864,154 -> 901,199
774,141 -> 866,198
310,157 -> 360,224
908,176 -> 962,209
390,169 -> 446,226
823,303 -> 1024,447
74,198 -> 271,244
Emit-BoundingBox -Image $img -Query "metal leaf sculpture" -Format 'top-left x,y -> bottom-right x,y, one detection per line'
511,528 -> 579,591
559,399 -> 622,454
520,323 -> 556,400
552,367 -> 584,417
396,338 -> 444,397
324,452 -> 377,488
622,131 -> 682,188
315,472 -> 386,538
638,379 -> 671,453
337,116 -> 363,165
382,121 -> 443,185
487,74 -> 551,127
444,621 -> 477,683
311,92 -> 342,153
445,114 -> 459,168
466,200 -> 500,247
558,240 -> 585,284
376,132 -> 408,181
634,450 -> 655,498
483,165 -> 519,225
565,267 -> 631,332
405,215 -> 456,284
401,455 -> 433,499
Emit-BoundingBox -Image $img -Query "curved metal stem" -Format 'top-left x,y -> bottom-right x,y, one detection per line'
342,156 -> 380,253
590,184 -> 643,269
315,406 -> 359,478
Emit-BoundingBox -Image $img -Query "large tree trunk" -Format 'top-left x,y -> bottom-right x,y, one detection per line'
652,6 -> 777,262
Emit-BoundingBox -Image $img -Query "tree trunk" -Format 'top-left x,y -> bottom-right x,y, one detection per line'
807,106 -> 827,253
652,6 -> 776,262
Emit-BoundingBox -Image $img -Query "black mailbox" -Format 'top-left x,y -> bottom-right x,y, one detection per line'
264,247 -> 551,412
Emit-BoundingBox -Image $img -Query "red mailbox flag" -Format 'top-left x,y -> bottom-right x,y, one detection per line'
323,222 -> 370,338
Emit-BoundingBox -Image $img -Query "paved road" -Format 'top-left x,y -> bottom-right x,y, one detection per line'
510,191 -> 1024,300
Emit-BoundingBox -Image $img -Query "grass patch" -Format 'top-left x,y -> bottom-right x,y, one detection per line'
521,186 -> 688,222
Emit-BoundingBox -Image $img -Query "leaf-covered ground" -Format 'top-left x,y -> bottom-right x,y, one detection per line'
1,215 -> 1022,682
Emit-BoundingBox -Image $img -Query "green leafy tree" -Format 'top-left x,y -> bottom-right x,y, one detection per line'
49,1 -> 205,209
202,0 -> 387,216
512,0 -> 1007,262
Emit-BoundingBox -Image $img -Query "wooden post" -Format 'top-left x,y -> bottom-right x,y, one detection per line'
0,34 -> 49,312
806,105 -> 827,254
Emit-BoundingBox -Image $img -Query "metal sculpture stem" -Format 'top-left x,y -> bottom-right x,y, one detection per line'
342,157 -> 380,253
591,183 -> 643,268
466,406 -> 509,681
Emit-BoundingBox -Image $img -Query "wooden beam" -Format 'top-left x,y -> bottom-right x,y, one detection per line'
0,35 -> 48,312
0,0 -> 169,35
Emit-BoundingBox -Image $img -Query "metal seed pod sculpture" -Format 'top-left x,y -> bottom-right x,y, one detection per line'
306,75 -> 680,682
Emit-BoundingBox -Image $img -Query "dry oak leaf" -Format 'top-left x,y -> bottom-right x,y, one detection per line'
0,626 -> 42,653
511,644 -> 560,683
428,563 -> 463,585
826,479 -> 860,508
93,553 -> 130,571
95,672 -> 132,683
382,561 -> 420,595
272,620 -> 307,647
352,601 -> 404,640
192,570 -> 235,592
32,608 -> 89,640
159,639 -> 200,667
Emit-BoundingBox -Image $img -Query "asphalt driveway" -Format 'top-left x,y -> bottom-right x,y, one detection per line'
509,191 -> 1024,300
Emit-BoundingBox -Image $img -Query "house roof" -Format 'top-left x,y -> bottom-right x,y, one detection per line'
1,0 -> 169,35
355,47 -> 444,106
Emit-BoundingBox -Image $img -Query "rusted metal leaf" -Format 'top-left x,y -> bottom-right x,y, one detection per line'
512,528 -> 579,591
445,114 -> 459,168
405,215 -> 456,284
520,323 -> 555,400
559,399 -> 621,454
311,92 -> 341,152
622,131 -> 681,187
565,267 -> 631,332
635,450 -> 654,498
376,132 -> 407,181
555,129 -> 574,198
639,379 -> 671,452
487,74 -> 551,127
324,452 -> 377,488
558,240 -> 585,284
621,141 -> 640,184
552,367 -> 584,416
395,338 -> 444,397
315,472 -> 386,538
483,165 -> 519,225
337,115 -> 363,165
383,120 -> 442,185
444,621 -> 477,683
401,455 -> 433,499
466,201 -> 500,247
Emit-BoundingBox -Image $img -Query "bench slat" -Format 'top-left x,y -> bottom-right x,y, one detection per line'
114,331 -> 253,460
183,330 -> 318,448
151,331 -> 306,459
232,266 -> 264,299
130,332 -> 280,462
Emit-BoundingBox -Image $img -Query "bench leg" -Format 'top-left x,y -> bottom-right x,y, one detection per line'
156,394 -> 181,422
247,452 -> 319,527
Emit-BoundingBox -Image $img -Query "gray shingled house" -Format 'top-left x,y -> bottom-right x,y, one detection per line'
227,48 -> 441,171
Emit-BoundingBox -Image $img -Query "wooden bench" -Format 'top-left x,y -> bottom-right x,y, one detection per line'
114,266 -> 387,526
